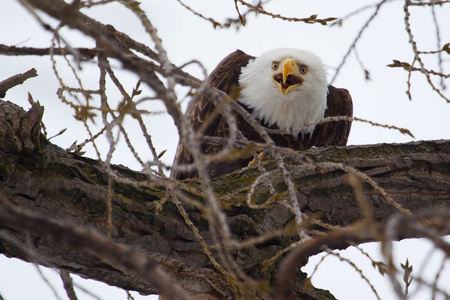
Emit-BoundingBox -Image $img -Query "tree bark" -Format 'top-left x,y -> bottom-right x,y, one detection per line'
0,100 -> 449,299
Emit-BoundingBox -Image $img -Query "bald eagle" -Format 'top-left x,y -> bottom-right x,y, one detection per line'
172,49 -> 353,180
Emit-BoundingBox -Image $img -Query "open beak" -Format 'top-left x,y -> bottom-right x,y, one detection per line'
273,58 -> 303,95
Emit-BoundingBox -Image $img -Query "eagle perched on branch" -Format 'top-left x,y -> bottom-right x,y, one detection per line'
172,49 -> 353,180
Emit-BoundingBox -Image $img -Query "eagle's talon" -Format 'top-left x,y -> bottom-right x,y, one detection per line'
247,150 -> 272,167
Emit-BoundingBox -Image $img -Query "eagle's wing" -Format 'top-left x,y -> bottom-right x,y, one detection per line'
308,85 -> 353,147
265,85 -> 353,150
171,50 -> 254,180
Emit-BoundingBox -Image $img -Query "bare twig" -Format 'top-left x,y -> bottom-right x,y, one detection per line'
402,1 -> 449,102
330,0 -> 390,84
237,0 -> 337,25
0,68 -> 38,98
60,271 -> 78,300
34,264 -> 64,300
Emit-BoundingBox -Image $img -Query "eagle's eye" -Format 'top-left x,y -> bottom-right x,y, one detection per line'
272,62 -> 279,70
299,65 -> 308,74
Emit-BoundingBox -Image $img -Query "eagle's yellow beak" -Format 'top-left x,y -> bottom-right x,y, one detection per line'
273,58 -> 303,95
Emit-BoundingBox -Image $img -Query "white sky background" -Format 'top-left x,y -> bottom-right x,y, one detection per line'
0,0 -> 449,299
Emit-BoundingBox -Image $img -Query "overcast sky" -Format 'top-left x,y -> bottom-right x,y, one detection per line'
0,0 -> 449,299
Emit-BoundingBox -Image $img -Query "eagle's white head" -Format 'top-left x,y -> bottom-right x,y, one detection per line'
238,48 -> 328,135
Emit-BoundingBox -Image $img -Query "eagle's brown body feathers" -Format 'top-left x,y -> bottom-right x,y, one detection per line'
172,50 -> 353,179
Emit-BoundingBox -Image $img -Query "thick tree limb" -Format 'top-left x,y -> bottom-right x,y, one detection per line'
0,198 -> 190,300
0,100 -> 450,299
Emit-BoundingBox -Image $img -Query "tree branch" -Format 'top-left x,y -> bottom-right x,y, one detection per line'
0,196 -> 190,300
0,100 -> 449,299
0,68 -> 38,98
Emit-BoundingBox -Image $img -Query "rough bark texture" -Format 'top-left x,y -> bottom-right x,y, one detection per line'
0,100 -> 450,299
